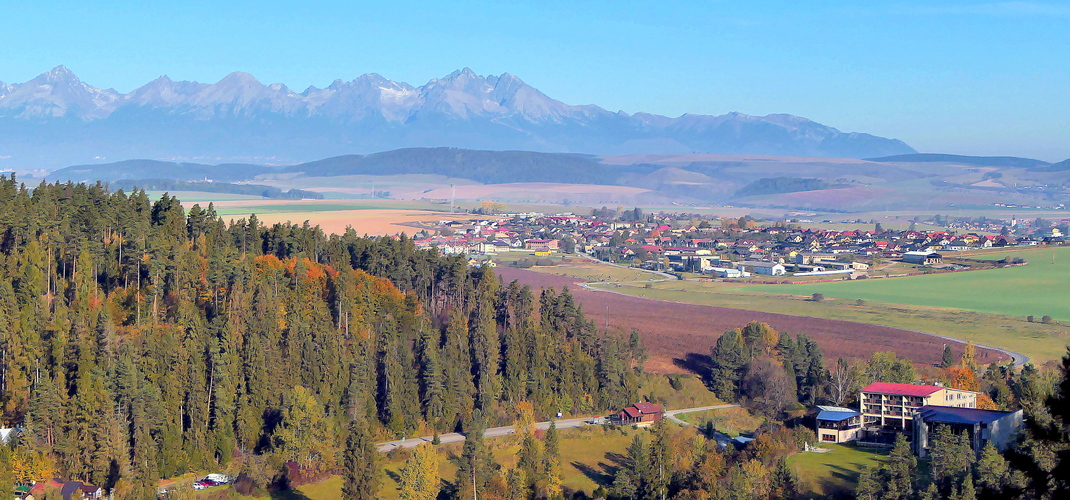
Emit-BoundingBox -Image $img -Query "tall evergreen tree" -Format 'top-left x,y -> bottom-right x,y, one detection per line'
342,421 -> 379,500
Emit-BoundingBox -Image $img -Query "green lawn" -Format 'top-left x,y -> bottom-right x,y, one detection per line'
787,443 -> 889,498
750,246 -> 1070,321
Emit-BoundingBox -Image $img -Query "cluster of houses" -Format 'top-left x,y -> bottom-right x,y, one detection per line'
412,212 -> 1064,276
815,382 -> 1023,457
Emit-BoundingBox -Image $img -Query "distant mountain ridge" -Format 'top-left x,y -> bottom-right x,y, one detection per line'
865,153 -> 1049,169
1,66 -> 915,168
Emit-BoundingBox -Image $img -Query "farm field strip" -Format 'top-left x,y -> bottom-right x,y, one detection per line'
587,278 -> 1062,364
747,246 -> 1070,321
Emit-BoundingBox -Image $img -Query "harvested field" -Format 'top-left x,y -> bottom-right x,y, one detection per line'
233,209 -> 455,236
494,267 -> 1003,374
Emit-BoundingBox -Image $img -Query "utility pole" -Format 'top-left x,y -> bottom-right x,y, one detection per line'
451,183 -> 456,213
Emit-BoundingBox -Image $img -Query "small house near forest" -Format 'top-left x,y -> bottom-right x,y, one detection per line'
620,402 -> 664,427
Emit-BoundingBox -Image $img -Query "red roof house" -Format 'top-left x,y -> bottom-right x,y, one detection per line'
620,402 -> 664,426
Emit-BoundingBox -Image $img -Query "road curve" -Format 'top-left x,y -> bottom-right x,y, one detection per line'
376,404 -> 739,453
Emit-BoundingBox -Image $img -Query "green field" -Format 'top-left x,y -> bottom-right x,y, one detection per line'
787,443 -> 889,497
750,246 -> 1070,321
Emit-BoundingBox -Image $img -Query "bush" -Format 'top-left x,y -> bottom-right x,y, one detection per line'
535,258 -> 556,266
1027,315 -> 1035,323
1042,315 -> 1053,324
513,258 -> 534,268
811,293 -> 825,302
855,298 -> 866,306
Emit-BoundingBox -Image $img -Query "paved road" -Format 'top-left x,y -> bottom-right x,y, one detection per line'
376,404 -> 738,452
904,329 -> 1029,367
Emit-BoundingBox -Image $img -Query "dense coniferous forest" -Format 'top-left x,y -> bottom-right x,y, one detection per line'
0,176 -> 644,496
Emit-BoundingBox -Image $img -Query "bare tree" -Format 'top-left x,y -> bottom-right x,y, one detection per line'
826,358 -> 859,407
743,355 -> 797,417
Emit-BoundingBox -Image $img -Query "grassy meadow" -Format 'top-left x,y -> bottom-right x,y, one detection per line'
750,246 -> 1070,322
786,443 -> 889,498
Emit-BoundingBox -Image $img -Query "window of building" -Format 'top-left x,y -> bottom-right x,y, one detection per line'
822,434 -> 836,442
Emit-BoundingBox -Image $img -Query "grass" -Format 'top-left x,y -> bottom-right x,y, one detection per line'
374,426 -> 657,498
636,373 -> 724,410
673,406 -> 764,437
750,246 -> 1070,322
524,260 -> 664,283
787,443 -> 889,498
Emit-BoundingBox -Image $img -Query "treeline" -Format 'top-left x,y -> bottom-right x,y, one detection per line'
734,177 -> 830,198
0,176 -> 644,497
108,179 -> 324,199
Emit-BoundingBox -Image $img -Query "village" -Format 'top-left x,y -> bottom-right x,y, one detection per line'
409,209 -> 1067,278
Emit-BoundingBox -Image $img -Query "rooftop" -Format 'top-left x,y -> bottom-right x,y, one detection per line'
862,382 -> 944,397
917,406 -> 1020,425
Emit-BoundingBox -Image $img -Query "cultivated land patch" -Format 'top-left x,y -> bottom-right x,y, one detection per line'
749,246 -> 1070,322
493,267 -> 1004,373
585,276 -> 1064,365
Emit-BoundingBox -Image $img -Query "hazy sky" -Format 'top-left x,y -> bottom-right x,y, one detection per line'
2,1 -> 1068,160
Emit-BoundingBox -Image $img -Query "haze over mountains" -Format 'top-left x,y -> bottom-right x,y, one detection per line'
0,66 -> 916,168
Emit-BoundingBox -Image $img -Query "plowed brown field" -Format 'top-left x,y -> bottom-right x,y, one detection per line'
494,267 -> 1002,373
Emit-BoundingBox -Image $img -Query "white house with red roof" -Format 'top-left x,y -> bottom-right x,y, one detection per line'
860,382 -> 978,433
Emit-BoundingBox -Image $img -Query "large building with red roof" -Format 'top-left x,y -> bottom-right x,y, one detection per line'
860,382 -> 978,433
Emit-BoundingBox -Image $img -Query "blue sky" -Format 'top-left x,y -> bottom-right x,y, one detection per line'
2,1 -> 1068,160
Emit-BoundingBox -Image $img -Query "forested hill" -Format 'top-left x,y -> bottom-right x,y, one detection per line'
47,148 -> 652,185
0,175 -> 643,496
284,148 -> 631,184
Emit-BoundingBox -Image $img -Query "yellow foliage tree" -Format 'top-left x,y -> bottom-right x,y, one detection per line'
399,444 -> 440,500
513,401 -> 535,438
961,340 -> 977,370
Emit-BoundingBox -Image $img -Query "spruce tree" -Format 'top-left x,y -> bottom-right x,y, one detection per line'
342,421 -> 379,500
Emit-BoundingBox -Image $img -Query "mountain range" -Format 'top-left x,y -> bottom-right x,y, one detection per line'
0,66 -> 916,168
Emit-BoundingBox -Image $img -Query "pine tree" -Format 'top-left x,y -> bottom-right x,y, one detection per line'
942,345 -> 955,368
342,421 -> 379,500
544,420 -> 562,499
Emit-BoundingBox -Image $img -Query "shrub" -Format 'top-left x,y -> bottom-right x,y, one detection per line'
535,258 -> 556,266
811,293 -> 825,302
855,298 -> 866,306
1042,315 -> 1053,324
1027,315 -> 1035,323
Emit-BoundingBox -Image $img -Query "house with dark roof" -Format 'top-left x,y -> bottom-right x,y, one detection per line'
620,402 -> 663,427
815,406 -> 862,443
913,406 -> 1023,458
